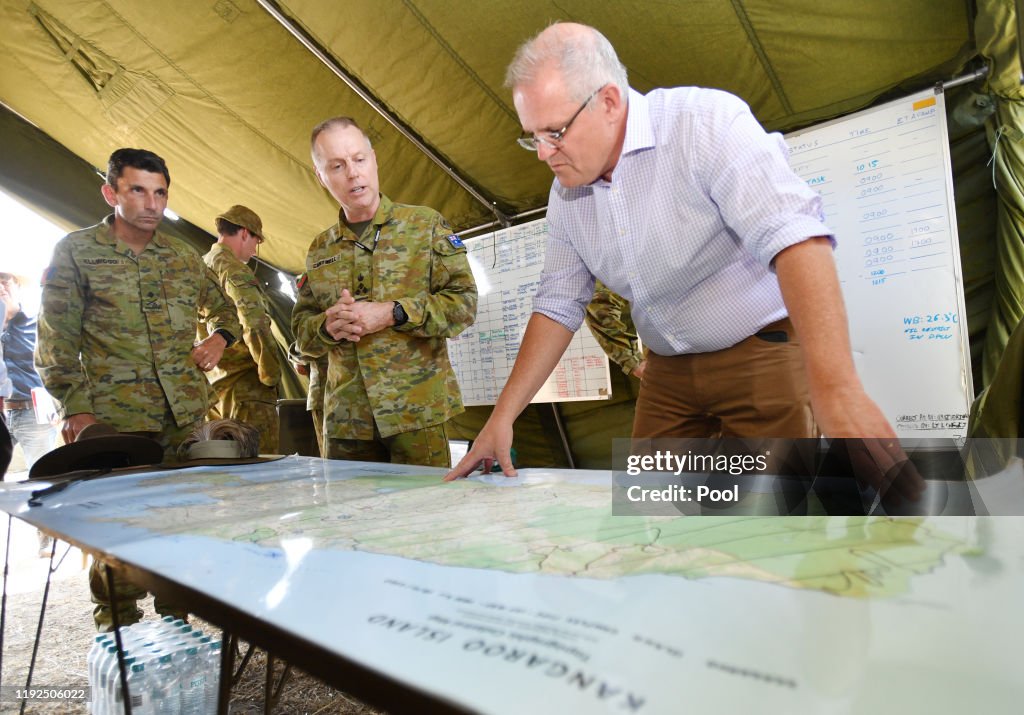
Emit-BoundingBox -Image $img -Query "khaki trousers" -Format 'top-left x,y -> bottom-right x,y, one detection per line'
632,318 -> 818,439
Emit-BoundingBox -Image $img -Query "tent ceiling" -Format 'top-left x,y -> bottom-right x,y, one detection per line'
0,0 -> 975,274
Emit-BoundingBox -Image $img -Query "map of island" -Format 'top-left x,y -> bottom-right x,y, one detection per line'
123,465 -> 970,599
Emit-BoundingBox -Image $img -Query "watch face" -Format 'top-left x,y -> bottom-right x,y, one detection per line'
393,302 -> 407,325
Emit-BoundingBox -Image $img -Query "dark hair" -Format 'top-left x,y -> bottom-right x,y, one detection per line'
106,148 -> 171,188
215,218 -> 243,237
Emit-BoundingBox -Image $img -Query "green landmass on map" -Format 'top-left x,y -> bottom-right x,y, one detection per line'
123,472 -> 970,598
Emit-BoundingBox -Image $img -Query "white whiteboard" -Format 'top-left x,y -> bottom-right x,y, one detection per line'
448,220 -> 611,406
785,88 -> 972,440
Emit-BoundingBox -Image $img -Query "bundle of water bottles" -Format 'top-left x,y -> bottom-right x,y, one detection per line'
88,616 -> 222,714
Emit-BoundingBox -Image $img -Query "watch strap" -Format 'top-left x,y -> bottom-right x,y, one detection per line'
392,301 -> 409,327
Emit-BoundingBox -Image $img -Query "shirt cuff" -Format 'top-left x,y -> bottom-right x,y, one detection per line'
213,328 -> 237,348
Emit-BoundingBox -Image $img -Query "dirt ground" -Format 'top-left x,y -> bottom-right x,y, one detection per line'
0,501 -> 382,715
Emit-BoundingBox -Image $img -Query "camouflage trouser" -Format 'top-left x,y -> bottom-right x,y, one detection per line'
209,371 -> 279,453
326,422 -> 451,468
91,410 -> 198,631
89,561 -> 189,632
311,408 -> 325,457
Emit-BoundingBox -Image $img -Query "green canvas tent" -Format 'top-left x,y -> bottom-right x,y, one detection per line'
1,0 -> 1021,462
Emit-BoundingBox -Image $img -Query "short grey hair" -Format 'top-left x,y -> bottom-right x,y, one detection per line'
309,116 -> 372,161
505,23 -> 628,103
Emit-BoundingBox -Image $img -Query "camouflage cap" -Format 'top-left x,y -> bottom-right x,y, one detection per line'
217,205 -> 265,241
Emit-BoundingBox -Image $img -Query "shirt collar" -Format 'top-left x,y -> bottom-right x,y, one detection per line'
97,214 -> 168,251
328,194 -> 395,243
590,88 -> 653,188
207,242 -> 235,261
621,87 -> 655,157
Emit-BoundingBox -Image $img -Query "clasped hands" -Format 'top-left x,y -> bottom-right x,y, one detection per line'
191,331 -> 228,372
324,289 -> 394,342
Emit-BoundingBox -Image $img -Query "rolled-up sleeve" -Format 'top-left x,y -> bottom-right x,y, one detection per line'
703,94 -> 834,270
531,192 -> 595,333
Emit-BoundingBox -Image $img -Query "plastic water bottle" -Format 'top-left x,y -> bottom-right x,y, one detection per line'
102,655 -> 136,715
150,653 -> 179,715
95,645 -> 123,715
113,662 -> 154,715
87,634 -> 112,713
91,620 -> 216,715
179,646 -> 207,715
203,640 -> 222,714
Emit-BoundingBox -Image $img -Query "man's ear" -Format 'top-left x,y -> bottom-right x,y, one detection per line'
313,166 -> 328,190
599,84 -> 626,122
100,183 -> 118,208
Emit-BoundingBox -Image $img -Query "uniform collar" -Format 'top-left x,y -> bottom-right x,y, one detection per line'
207,242 -> 236,261
97,214 -> 169,252
328,193 -> 395,243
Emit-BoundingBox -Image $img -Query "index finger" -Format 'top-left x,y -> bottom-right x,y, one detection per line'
444,452 -> 484,481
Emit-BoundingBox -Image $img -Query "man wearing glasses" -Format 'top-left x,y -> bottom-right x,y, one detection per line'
448,22 -> 900,480
198,205 -> 282,452
292,117 -> 477,467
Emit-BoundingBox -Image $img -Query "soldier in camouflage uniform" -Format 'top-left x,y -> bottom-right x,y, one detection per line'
35,147 -> 241,631
289,338 -> 328,456
199,205 -> 282,452
292,117 -> 477,467
585,280 -> 647,379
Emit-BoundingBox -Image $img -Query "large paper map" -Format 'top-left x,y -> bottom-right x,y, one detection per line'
2,456 -> 1020,713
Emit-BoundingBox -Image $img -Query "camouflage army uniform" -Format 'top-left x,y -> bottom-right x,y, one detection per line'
291,194 -> 477,467
307,354 -> 328,455
288,338 -> 328,456
198,243 -> 281,452
35,215 -> 241,631
585,280 -> 644,375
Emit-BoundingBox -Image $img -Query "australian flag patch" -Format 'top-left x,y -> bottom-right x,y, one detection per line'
447,234 -> 465,249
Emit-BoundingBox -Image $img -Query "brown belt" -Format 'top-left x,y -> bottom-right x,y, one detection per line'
3,399 -> 32,410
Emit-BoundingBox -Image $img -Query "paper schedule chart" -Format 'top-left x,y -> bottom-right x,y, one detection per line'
448,219 -> 611,406
785,89 -> 972,439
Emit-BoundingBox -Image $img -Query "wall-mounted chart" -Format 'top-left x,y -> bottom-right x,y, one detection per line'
448,220 -> 611,407
785,88 -> 972,441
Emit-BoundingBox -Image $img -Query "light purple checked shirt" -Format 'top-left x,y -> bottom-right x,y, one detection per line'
533,87 -> 834,356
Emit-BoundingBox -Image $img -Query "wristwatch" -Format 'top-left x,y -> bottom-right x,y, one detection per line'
213,328 -> 237,347
392,301 -> 409,327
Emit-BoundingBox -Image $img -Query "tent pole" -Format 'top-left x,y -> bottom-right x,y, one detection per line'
460,207 -> 549,239
255,0 -> 509,227
940,65 -> 990,91
550,404 -> 576,469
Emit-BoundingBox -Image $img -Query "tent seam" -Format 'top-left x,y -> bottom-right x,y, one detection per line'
727,0 -> 793,115
88,0 -> 312,175
401,0 -> 519,123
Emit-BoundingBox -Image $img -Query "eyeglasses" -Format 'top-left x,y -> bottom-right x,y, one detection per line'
516,85 -> 605,152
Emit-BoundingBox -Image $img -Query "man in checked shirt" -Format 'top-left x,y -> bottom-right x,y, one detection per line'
448,22 -> 913,496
